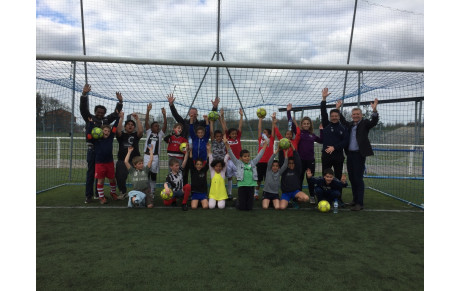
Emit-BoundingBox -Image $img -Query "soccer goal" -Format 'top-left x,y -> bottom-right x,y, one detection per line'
36,55 -> 424,208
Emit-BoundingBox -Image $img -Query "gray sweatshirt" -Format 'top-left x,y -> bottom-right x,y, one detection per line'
227,146 -> 265,182
262,153 -> 288,194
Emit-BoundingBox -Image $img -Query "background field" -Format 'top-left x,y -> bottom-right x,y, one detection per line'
36,185 -> 423,290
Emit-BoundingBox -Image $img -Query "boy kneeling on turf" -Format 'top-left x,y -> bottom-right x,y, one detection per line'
306,168 -> 347,205
163,145 -> 191,211
125,145 -> 155,208
279,142 -> 310,210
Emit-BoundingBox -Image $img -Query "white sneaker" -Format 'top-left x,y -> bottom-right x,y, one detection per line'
118,193 -> 128,200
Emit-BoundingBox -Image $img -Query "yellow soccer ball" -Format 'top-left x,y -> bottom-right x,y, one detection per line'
91,127 -> 103,139
179,142 -> 187,152
160,189 -> 173,200
256,108 -> 267,118
317,200 -> 331,213
208,111 -> 219,121
279,138 -> 291,150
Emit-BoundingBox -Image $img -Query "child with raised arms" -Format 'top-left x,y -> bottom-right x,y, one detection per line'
261,147 -> 289,210
86,113 -> 121,204
279,142 -> 311,210
224,134 -> 268,211
125,145 -> 155,208
143,104 -> 167,198
255,111 -> 276,200
212,108 -> 240,200
207,143 -> 230,209
189,114 -> 210,164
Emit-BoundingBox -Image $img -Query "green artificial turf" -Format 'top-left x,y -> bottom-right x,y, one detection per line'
36,186 -> 423,290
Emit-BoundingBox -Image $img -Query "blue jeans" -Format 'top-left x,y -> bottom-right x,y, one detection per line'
85,147 -> 97,199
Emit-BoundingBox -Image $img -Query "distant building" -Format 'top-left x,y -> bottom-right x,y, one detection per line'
43,109 -> 77,132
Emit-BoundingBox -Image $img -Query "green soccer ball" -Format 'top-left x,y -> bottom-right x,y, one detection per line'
317,200 -> 331,213
208,111 -> 219,121
256,108 -> 267,118
160,189 -> 173,200
279,138 -> 291,150
91,127 -> 103,139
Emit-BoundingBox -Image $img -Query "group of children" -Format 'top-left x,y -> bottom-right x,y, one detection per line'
89,99 -> 349,211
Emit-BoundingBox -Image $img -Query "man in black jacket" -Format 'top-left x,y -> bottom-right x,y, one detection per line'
320,88 -> 349,205
338,98 -> 379,211
80,84 -> 123,203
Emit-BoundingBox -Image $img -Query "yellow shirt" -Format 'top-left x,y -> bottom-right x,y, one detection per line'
208,172 -> 228,201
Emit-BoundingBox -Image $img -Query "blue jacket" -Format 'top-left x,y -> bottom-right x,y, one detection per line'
308,176 -> 348,192
189,123 -> 210,161
320,101 -> 349,155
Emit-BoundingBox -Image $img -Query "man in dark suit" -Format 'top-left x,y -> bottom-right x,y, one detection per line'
338,99 -> 379,211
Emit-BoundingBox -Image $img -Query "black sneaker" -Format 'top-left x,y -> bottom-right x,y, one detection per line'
182,203 -> 188,211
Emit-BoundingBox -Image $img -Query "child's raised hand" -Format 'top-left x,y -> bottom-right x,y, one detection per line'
222,134 -> 228,144
132,113 -> 139,120
119,111 -> 124,118
287,103 -> 292,111
167,94 -> 175,105
203,115 -> 208,121
239,108 -> 243,116
161,107 -> 166,116
341,174 -> 347,183
148,144 -> 154,153
147,103 -> 152,111
128,146 -> 134,152
319,123 -> 323,130
306,168 -> 312,178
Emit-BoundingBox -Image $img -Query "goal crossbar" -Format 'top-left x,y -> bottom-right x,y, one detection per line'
36,54 -> 424,73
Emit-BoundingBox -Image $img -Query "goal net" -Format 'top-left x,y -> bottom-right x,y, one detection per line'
36,56 -> 423,208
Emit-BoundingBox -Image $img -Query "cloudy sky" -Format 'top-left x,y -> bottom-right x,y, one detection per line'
36,0 -> 424,65
35,0 -> 424,122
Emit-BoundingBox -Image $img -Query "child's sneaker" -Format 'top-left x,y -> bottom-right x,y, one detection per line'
182,203 -> 188,211
118,193 -> 127,200
254,193 -> 259,200
99,197 -> 108,205
110,193 -> 118,201
309,196 -> 316,204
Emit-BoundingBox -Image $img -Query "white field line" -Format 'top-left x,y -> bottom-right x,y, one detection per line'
36,206 -> 423,213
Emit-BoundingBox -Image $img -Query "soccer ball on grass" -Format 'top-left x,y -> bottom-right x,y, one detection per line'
91,127 -> 103,139
317,200 -> 331,213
